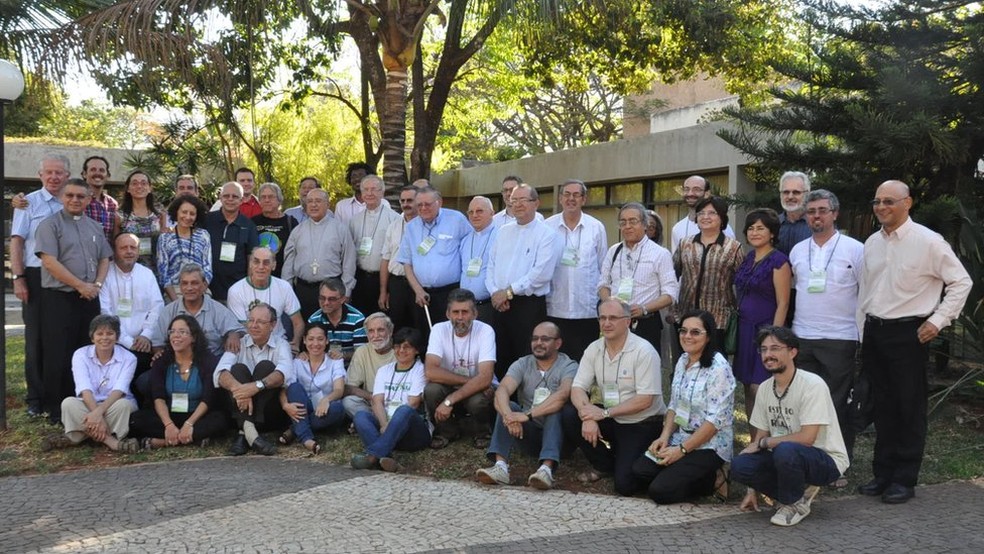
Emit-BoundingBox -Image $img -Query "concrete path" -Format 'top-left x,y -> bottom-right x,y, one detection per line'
1,457 -> 981,553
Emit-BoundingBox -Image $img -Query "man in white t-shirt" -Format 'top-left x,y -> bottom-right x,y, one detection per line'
732,326 -> 848,527
423,288 -> 496,449
226,247 -> 304,355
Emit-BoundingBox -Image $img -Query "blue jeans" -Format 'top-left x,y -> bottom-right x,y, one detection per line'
731,442 -> 841,505
353,405 -> 431,458
286,382 -> 345,444
487,401 -> 563,465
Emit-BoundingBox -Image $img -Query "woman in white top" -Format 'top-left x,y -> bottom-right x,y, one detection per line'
41,315 -> 140,453
280,323 -> 346,454
350,327 -> 431,472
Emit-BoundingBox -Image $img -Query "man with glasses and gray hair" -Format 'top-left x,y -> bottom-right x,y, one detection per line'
777,171 -> 813,256
788,189 -> 863,482
151,263 -> 243,357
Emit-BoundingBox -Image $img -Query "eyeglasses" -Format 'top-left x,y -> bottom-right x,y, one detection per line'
394,343 -> 417,351
678,327 -> 707,337
805,207 -> 833,216
758,345 -> 791,354
319,295 -> 343,303
870,197 -> 908,207
416,200 -> 438,208
695,211 -> 719,218
250,258 -> 273,266
618,218 -> 643,227
63,193 -> 88,200
531,335 -> 559,343
781,190 -> 805,196
598,315 -> 629,323
246,318 -> 272,326
168,329 -> 192,337
511,197 -> 535,204
561,192 -> 584,199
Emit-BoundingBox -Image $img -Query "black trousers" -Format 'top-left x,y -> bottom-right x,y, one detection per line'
351,269 -> 382,318
562,403 -> 662,496
863,318 -> 928,487
413,282 -> 457,345
632,448 -> 723,504
492,295 -> 546,380
386,275 -> 416,333
40,288 -> 100,418
129,407 -> 230,441
226,361 -> 289,431
632,316 -> 664,358
798,338 -> 859,461
22,267 -> 45,410
548,316 -> 599,363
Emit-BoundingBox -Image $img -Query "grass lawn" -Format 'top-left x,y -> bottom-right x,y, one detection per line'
2,335 -> 981,500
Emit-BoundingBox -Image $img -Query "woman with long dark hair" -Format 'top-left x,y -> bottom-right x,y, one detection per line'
129,315 -> 227,448
632,310 -> 736,504
117,170 -> 167,278
157,194 -> 212,301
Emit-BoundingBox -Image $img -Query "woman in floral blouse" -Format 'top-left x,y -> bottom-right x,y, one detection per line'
632,310 -> 736,504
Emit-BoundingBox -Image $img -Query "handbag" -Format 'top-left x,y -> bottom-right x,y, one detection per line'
724,308 -> 738,355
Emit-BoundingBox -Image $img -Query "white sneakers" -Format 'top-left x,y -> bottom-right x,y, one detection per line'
770,485 -> 821,527
476,463 -> 555,490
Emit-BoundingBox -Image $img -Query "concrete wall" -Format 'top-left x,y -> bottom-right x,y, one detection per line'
433,121 -> 754,203
4,142 -> 137,190
623,76 -> 732,138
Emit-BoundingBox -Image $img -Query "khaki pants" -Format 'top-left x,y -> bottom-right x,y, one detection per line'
61,397 -> 136,443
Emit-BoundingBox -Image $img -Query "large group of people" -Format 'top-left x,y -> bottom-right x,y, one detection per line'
12,153 -> 972,527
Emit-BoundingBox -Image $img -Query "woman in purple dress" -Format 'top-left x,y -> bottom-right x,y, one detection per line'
733,208 -> 791,424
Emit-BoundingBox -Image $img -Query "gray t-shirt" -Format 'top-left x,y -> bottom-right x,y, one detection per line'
504,352 -> 578,411
35,210 -> 112,292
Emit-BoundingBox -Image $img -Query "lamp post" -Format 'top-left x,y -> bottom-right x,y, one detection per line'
0,60 -> 25,431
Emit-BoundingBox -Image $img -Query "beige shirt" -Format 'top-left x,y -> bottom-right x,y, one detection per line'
573,332 -> 665,424
346,344 -> 395,391
858,217 -> 971,334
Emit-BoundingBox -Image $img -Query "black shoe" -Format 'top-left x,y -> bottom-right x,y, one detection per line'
46,415 -> 62,427
228,434 -> 249,456
251,436 -> 277,456
881,483 -> 915,504
856,478 -> 890,496
27,406 -> 44,418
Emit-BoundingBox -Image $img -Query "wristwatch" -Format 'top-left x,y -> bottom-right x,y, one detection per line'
255,380 -> 265,390
443,399 -> 452,408
525,410 -> 534,420
602,408 -> 611,419
12,274 -> 23,281
505,286 -> 514,300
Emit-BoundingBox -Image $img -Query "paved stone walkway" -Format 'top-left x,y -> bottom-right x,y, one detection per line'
2,457 -> 981,553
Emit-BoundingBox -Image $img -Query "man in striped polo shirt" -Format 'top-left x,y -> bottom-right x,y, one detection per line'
307,277 -> 368,367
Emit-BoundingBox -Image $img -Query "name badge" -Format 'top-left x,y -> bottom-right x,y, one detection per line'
807,269 -> 827,293
560,246 -> 579,267
602,382 -> 619,408
466,257 -> 482,277
674,405 -> 691,429
532,387 -> 550,407
616,277 -> 634,302
171,393 -> 190,413
117,297 -> 133,318
386,400 -> 402,418
358,236 -> 373,257
220,241 -> 238,262
417,235 -> 437,255
139,237 -> 152,256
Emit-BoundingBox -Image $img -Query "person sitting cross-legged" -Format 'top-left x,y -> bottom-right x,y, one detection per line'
129,315 -> 228,450
350,327 -> 432,472
278,323 -> 347,454
215,303 -> 293,456
42,315 -> 140,453
475,321 -> 577,490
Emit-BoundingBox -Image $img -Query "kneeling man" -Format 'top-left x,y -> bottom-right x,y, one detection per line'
215,303 -> 293,456
731,326 -> 849,527
476,322 -> 577,489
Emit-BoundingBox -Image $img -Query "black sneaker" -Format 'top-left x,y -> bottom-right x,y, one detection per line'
228,434 -> 249,456
26,406 -> 44,418
251,436 -> 277,456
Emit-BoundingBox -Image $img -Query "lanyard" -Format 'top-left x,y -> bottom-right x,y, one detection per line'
602,346 -> 624,384
361,208 -> 383,239
809,233 -> 842,272
385,366 -> 413,403
470,229 -> 492,259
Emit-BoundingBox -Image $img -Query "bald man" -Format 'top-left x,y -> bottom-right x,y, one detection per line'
856,180 -> 970,504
